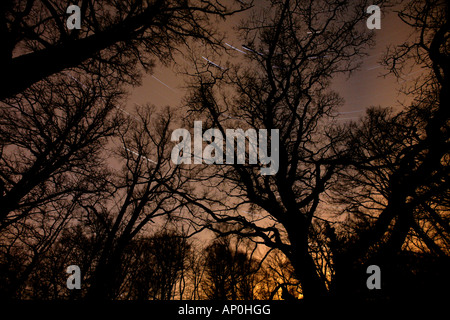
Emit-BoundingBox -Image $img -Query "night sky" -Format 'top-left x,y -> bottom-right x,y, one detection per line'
124,2 -> 422,245
129,3 -> 418,122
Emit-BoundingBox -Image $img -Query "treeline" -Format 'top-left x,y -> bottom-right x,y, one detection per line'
1,227 -> 302,300
0,0 -> 449,301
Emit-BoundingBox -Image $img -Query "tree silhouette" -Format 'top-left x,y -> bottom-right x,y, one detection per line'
85,106 -> 191,300
0,73 -> 123,301
179,0 -> 382,299
202,236 -> 260,300
329,0 -> 450,299
121,230 -> 192,300
0,75 -> 122,231
1,0 -> 448,304
0,0 -> 250,301
0,0 -> 249,100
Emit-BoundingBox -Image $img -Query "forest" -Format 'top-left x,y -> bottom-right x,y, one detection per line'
0,0 -> 448,303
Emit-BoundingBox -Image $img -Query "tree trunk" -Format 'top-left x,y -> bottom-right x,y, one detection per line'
0,0 -> 165,100
283,226 -> 329,300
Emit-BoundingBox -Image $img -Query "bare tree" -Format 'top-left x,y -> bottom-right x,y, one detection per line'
121,230 -> 192,300
258,249 -> 301,300
0,0 -> 250,100
201,235 -> 260,300
177,0 -> 382,299
329,0 -> 450,298
183,242 -> 207,300
0,72 -> 125,300
0,195 -> 99,299
84,106 -> 192,300
0,75 -> 123,231
0,0 -> 251,301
